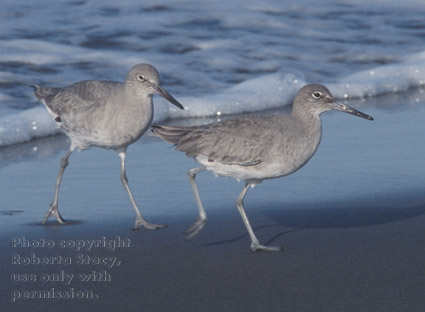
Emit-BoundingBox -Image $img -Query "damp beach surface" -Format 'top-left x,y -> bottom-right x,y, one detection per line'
1,0 -> 425,310
1,93 -> 425,311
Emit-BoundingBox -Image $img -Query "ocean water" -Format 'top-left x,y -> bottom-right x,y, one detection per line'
1,0 -> 425,147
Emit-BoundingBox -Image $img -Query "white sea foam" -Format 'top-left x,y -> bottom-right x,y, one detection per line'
1,0 -> 425,147
0,71 -> 305,147
329,50 -> 425,99
166,71 -> 305,119
1,48 -> 425,148
0,107 -> 60,147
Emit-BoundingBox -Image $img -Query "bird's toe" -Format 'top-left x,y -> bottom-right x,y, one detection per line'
184,217 -> 206,239
251,242 -> 284,252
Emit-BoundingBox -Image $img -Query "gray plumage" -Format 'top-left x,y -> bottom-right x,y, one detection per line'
152,84 -> 373,252
34,63 -> 184,229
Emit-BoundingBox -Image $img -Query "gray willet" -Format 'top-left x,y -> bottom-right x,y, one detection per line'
33,63 -> 184,229
152,84 -> 373,251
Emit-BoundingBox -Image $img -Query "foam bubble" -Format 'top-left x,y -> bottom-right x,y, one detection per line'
329,50 -> 425,99
0,106 -> 60,147
0,71 -> 304,147
159,71 -> 305,119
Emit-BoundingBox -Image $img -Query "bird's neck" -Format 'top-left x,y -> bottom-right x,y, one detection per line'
292,103 -> 322,121
114,90 -> 154,137
291,109 -> 323,164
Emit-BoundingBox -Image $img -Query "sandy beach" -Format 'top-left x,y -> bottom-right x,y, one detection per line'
1,94 -> 425,312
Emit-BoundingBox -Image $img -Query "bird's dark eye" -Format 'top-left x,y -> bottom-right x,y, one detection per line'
137,75 -> 145,81
312,92 -> 321,98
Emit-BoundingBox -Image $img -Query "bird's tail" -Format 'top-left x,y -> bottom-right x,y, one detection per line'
151,125 -> 192,145
31,85 -> 63,102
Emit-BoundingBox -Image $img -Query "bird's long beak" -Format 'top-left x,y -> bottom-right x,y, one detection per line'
154,85 -> 184,110
330,100 -> 373,121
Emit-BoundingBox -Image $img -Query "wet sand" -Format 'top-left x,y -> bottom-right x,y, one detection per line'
1,95 -> 425,312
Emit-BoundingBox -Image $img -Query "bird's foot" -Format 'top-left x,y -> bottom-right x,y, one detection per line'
42,204 -> 66,225
250,241 -> 284,252
184,216 -> 207,239
132,218 -> 167,231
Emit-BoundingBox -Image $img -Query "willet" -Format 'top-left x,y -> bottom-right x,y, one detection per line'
152,84 -> 373,251
33,63 -> 184,229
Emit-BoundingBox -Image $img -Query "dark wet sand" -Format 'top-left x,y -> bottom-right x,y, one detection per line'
1,96 -> 425,312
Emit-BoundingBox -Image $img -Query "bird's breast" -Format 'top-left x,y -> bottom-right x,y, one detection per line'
63,98 -> 153,150
269,120 -> 322,177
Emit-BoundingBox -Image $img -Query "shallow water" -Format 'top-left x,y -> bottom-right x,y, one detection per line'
0,93 -> 423,225
1,94 -> 424,311
1,3 -> 425,310
1,0 -> 425,146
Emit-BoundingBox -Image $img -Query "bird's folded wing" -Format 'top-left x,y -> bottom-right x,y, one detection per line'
35,81 -> 121,116
176,116 -> 279,166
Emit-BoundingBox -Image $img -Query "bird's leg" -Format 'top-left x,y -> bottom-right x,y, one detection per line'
236,183 -> 284,252
185,166 -> 207,239
42,149 -> 73,224
118,151 -> 166,230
